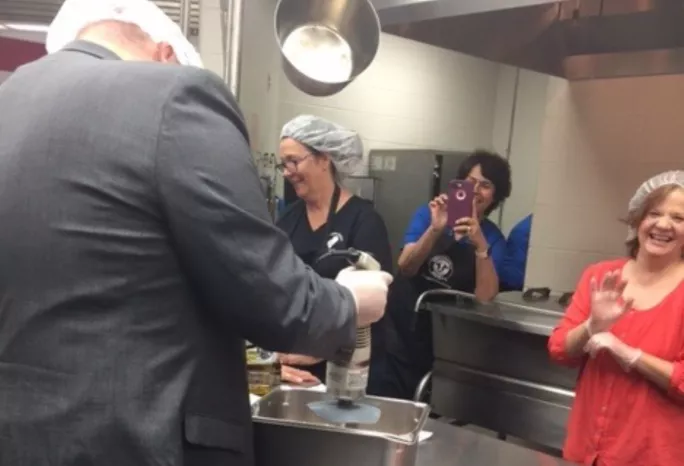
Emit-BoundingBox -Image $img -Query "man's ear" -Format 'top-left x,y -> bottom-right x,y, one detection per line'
155,42 -> 178,64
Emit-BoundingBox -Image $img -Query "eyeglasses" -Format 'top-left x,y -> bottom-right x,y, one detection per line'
467,176 -> 494,190
275,154 -> 312,173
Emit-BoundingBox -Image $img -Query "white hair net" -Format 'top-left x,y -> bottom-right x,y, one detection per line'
281,115 -> 363,177
626,170 -> 684,240
45,0 -> 203,68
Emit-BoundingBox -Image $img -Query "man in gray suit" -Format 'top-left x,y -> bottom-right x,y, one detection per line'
0,1 -> 392,465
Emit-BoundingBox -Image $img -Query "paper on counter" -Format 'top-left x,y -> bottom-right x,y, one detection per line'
418,431 -> 433,442
305,383 -> 327,393
280,383 -> 327,392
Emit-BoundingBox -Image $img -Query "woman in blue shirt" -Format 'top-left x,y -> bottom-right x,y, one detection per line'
376,150 -> 512,400
500,214 -> 532,291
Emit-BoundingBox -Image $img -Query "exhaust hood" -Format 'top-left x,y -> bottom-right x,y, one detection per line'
371,0 -> 684,80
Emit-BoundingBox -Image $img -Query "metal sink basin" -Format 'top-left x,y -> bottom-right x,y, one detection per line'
252,387 -> 430,466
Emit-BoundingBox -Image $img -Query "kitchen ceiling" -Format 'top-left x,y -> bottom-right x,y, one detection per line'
371,0 -> 684,80
0,0 -> 201,31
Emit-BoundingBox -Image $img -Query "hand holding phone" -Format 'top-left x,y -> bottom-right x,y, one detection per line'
447,179 -> 475,228
428,194 -> 449,230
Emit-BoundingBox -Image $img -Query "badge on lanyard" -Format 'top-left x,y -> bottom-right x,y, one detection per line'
326,232 -> 344,250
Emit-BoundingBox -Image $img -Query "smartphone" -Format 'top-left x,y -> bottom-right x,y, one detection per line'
447,179 -> 475,227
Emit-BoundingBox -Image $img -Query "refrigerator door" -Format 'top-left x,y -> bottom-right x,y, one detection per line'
343,176 -> 376,203
438,152 -> 470,193
369,150 -> 469,270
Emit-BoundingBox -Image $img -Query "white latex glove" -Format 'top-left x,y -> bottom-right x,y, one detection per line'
584,332 -> 643,372
586,270 -> 634,335
335,267 -> 393,327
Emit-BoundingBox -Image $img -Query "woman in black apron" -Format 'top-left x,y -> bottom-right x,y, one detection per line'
375,150 -> 513,400
275,115 -> 392,390
379,234 -> 478,399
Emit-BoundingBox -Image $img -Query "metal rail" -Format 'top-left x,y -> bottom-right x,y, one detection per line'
219,0 -> 244,98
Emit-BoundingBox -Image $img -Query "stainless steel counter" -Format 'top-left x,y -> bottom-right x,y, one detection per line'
419,291 -> 578,451
424,297 -> 563,337
418,419 -> 575,465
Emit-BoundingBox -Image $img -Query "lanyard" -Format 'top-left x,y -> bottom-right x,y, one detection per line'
318,184 -> 341,256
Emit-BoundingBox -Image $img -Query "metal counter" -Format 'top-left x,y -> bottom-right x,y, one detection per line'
419,291 -> 578,451
423,291 -> 565,337
418,419 -> 575,465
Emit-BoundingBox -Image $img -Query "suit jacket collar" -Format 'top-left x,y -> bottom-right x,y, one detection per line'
61,40 -> 122,62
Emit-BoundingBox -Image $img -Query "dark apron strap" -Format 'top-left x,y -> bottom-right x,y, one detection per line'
290,184 -> 341,383
317,184 -> 341,256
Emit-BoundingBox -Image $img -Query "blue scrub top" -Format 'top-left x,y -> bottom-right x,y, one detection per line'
403,204 -> 508,283
500,214 -> 532,291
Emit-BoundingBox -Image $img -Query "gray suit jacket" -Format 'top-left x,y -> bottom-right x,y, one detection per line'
0,41 -> 356,466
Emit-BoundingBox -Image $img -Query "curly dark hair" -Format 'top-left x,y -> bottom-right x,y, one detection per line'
456,149 -> 512,215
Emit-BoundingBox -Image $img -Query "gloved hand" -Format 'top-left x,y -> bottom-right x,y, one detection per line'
335,267 -> 393,327
586,270 -> 634,335
584,332 -> 643,372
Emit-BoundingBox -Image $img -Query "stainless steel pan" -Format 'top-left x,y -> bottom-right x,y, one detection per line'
274,0 -> 381,97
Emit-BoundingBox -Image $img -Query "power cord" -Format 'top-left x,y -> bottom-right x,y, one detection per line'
314,248 -> 363,268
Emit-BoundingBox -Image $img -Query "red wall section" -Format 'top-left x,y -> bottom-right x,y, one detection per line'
0,36 -> 46,72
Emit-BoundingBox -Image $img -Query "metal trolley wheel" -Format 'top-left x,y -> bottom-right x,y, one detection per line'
413,371 -> 432,403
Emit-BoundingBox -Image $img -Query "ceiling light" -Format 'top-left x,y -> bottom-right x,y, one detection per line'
0,23 -> 49,33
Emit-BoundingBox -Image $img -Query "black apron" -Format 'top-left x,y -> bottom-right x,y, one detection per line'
282,186 -> 343,382
378,232 -> 477,400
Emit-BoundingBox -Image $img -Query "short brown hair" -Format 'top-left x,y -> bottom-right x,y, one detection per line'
624,185 -> 682,257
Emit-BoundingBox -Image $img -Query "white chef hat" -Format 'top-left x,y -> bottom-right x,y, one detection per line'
45,0 -> 203,68
626,170 -> 684,240
280,115 -> 363,178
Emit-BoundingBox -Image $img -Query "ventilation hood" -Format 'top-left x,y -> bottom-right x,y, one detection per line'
372,0 -> 684,80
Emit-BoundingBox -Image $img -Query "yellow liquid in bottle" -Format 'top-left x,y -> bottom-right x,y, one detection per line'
246,344 -> 281,397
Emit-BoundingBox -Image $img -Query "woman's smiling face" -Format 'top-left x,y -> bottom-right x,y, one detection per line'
636,187 -> 684,259
464,164 -> 496,216
278,138 -> 330,200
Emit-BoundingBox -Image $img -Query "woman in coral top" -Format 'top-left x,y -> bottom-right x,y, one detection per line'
548,170 -> 684,466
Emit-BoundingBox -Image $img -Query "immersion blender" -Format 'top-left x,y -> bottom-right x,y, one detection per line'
308,248 -> 383,424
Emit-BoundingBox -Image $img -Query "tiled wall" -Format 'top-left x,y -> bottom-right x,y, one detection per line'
525,75 -> 684,291
199,0 -> 501,177
275,34 -> 500,175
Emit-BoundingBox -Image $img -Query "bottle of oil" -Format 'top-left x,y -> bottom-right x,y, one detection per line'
245,342 -> 281,397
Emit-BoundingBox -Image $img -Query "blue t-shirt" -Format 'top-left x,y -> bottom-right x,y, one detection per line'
499,214 -> 532,291
403,204 -> 508,284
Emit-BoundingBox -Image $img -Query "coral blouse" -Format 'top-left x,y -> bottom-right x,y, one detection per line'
548,258 -> 684,466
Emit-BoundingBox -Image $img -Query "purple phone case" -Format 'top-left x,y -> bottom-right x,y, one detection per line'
447,180 -> 475,227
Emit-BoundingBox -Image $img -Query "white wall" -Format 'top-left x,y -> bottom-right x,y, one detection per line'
199,0 -> 281,155
199,0 -> 501,179
275,34 -> 500,175
490,66 -> 549,235
524,74 -> 684,291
